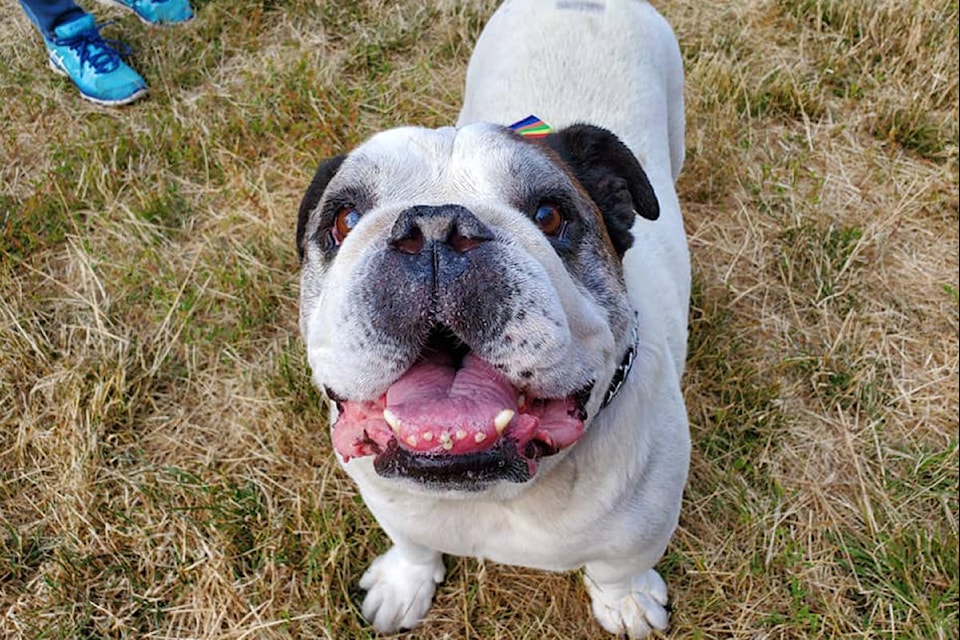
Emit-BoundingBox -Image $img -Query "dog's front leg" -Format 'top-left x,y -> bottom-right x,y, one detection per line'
583,560 -> 670,639
358,533 -> 445,633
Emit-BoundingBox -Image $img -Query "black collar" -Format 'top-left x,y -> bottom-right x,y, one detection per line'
601,319 -> 639,409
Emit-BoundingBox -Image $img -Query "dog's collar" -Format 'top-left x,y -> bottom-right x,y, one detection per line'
601,317 -> 639,409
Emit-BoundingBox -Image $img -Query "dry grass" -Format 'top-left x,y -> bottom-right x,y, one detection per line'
1,0 -> 956,638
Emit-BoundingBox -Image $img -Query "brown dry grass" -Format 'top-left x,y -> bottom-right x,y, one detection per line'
1,0 -> 957,638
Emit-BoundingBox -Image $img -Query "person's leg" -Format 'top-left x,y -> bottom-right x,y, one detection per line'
19,0 -> 86,38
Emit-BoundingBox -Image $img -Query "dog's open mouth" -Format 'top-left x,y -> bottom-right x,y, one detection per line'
328,326 -> 591,486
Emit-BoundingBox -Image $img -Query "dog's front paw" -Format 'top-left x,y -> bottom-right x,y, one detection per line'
585,568 -> 669,639
358,546 -> 445,632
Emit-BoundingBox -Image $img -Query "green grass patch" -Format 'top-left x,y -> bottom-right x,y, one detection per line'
687,276 -> 784,486
838,524 -> 958,637
778,222 -> 864,309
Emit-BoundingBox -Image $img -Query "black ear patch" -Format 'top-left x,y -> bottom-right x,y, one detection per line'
542,124 -> 659,257
297,155 -> 346,262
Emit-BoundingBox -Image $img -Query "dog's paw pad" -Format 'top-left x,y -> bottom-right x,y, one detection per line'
358,547 -> 445,633
586,569 -> 669,639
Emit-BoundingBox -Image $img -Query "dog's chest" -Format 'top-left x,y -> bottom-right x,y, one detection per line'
400,500 -> 589,571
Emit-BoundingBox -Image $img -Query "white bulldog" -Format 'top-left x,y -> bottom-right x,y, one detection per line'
296,0 -> 690,636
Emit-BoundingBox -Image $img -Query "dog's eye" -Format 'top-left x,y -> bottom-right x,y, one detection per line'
533,202 -> 564,236
332,205 -> 362,245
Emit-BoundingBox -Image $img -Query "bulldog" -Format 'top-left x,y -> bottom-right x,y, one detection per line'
295,0 -> 691,636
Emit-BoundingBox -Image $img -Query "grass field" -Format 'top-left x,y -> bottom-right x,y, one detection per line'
1,0 -> 957,638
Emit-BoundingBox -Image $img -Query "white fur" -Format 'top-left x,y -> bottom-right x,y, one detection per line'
316,1 -> 691,637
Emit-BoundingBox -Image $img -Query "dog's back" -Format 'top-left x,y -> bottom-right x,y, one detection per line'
458,0 -> 684,182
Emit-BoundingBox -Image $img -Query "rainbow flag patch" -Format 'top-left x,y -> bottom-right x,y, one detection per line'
508,115 -> 551,138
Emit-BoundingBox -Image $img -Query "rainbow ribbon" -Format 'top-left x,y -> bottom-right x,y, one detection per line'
508,114 -> 551,138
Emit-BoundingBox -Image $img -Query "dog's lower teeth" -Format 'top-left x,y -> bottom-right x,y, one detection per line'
475,432 -> 487,443
440,433 -> 453,450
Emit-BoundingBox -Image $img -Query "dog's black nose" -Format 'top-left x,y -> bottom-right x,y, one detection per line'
389,204 -> 493,255
386,204 -> 495,291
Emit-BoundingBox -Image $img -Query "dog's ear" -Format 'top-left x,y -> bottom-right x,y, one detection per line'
297,155 -> 346,262
542,124 -> 659,257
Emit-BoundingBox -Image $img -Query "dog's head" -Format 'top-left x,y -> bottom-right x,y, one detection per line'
297,122 -> 658,494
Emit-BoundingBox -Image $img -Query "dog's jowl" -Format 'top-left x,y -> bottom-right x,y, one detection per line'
296,1 -> 691,636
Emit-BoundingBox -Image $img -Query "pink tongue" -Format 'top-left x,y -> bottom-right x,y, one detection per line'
385,353 -> 520,454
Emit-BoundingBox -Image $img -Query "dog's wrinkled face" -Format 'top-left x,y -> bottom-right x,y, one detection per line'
297,122 -> 658,492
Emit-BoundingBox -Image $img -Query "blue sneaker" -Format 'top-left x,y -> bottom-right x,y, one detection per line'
45,15 -> 147,106
102,0 -> 195,25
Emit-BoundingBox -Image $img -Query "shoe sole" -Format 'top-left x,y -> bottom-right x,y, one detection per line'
97,0 -> 195,26
49,57 -> 148,106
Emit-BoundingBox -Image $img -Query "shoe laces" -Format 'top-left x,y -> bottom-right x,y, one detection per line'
51,21 -> 132,74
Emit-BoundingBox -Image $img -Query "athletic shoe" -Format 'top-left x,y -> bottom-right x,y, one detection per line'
45,14 -> 147,106
102,0 -> 195,25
